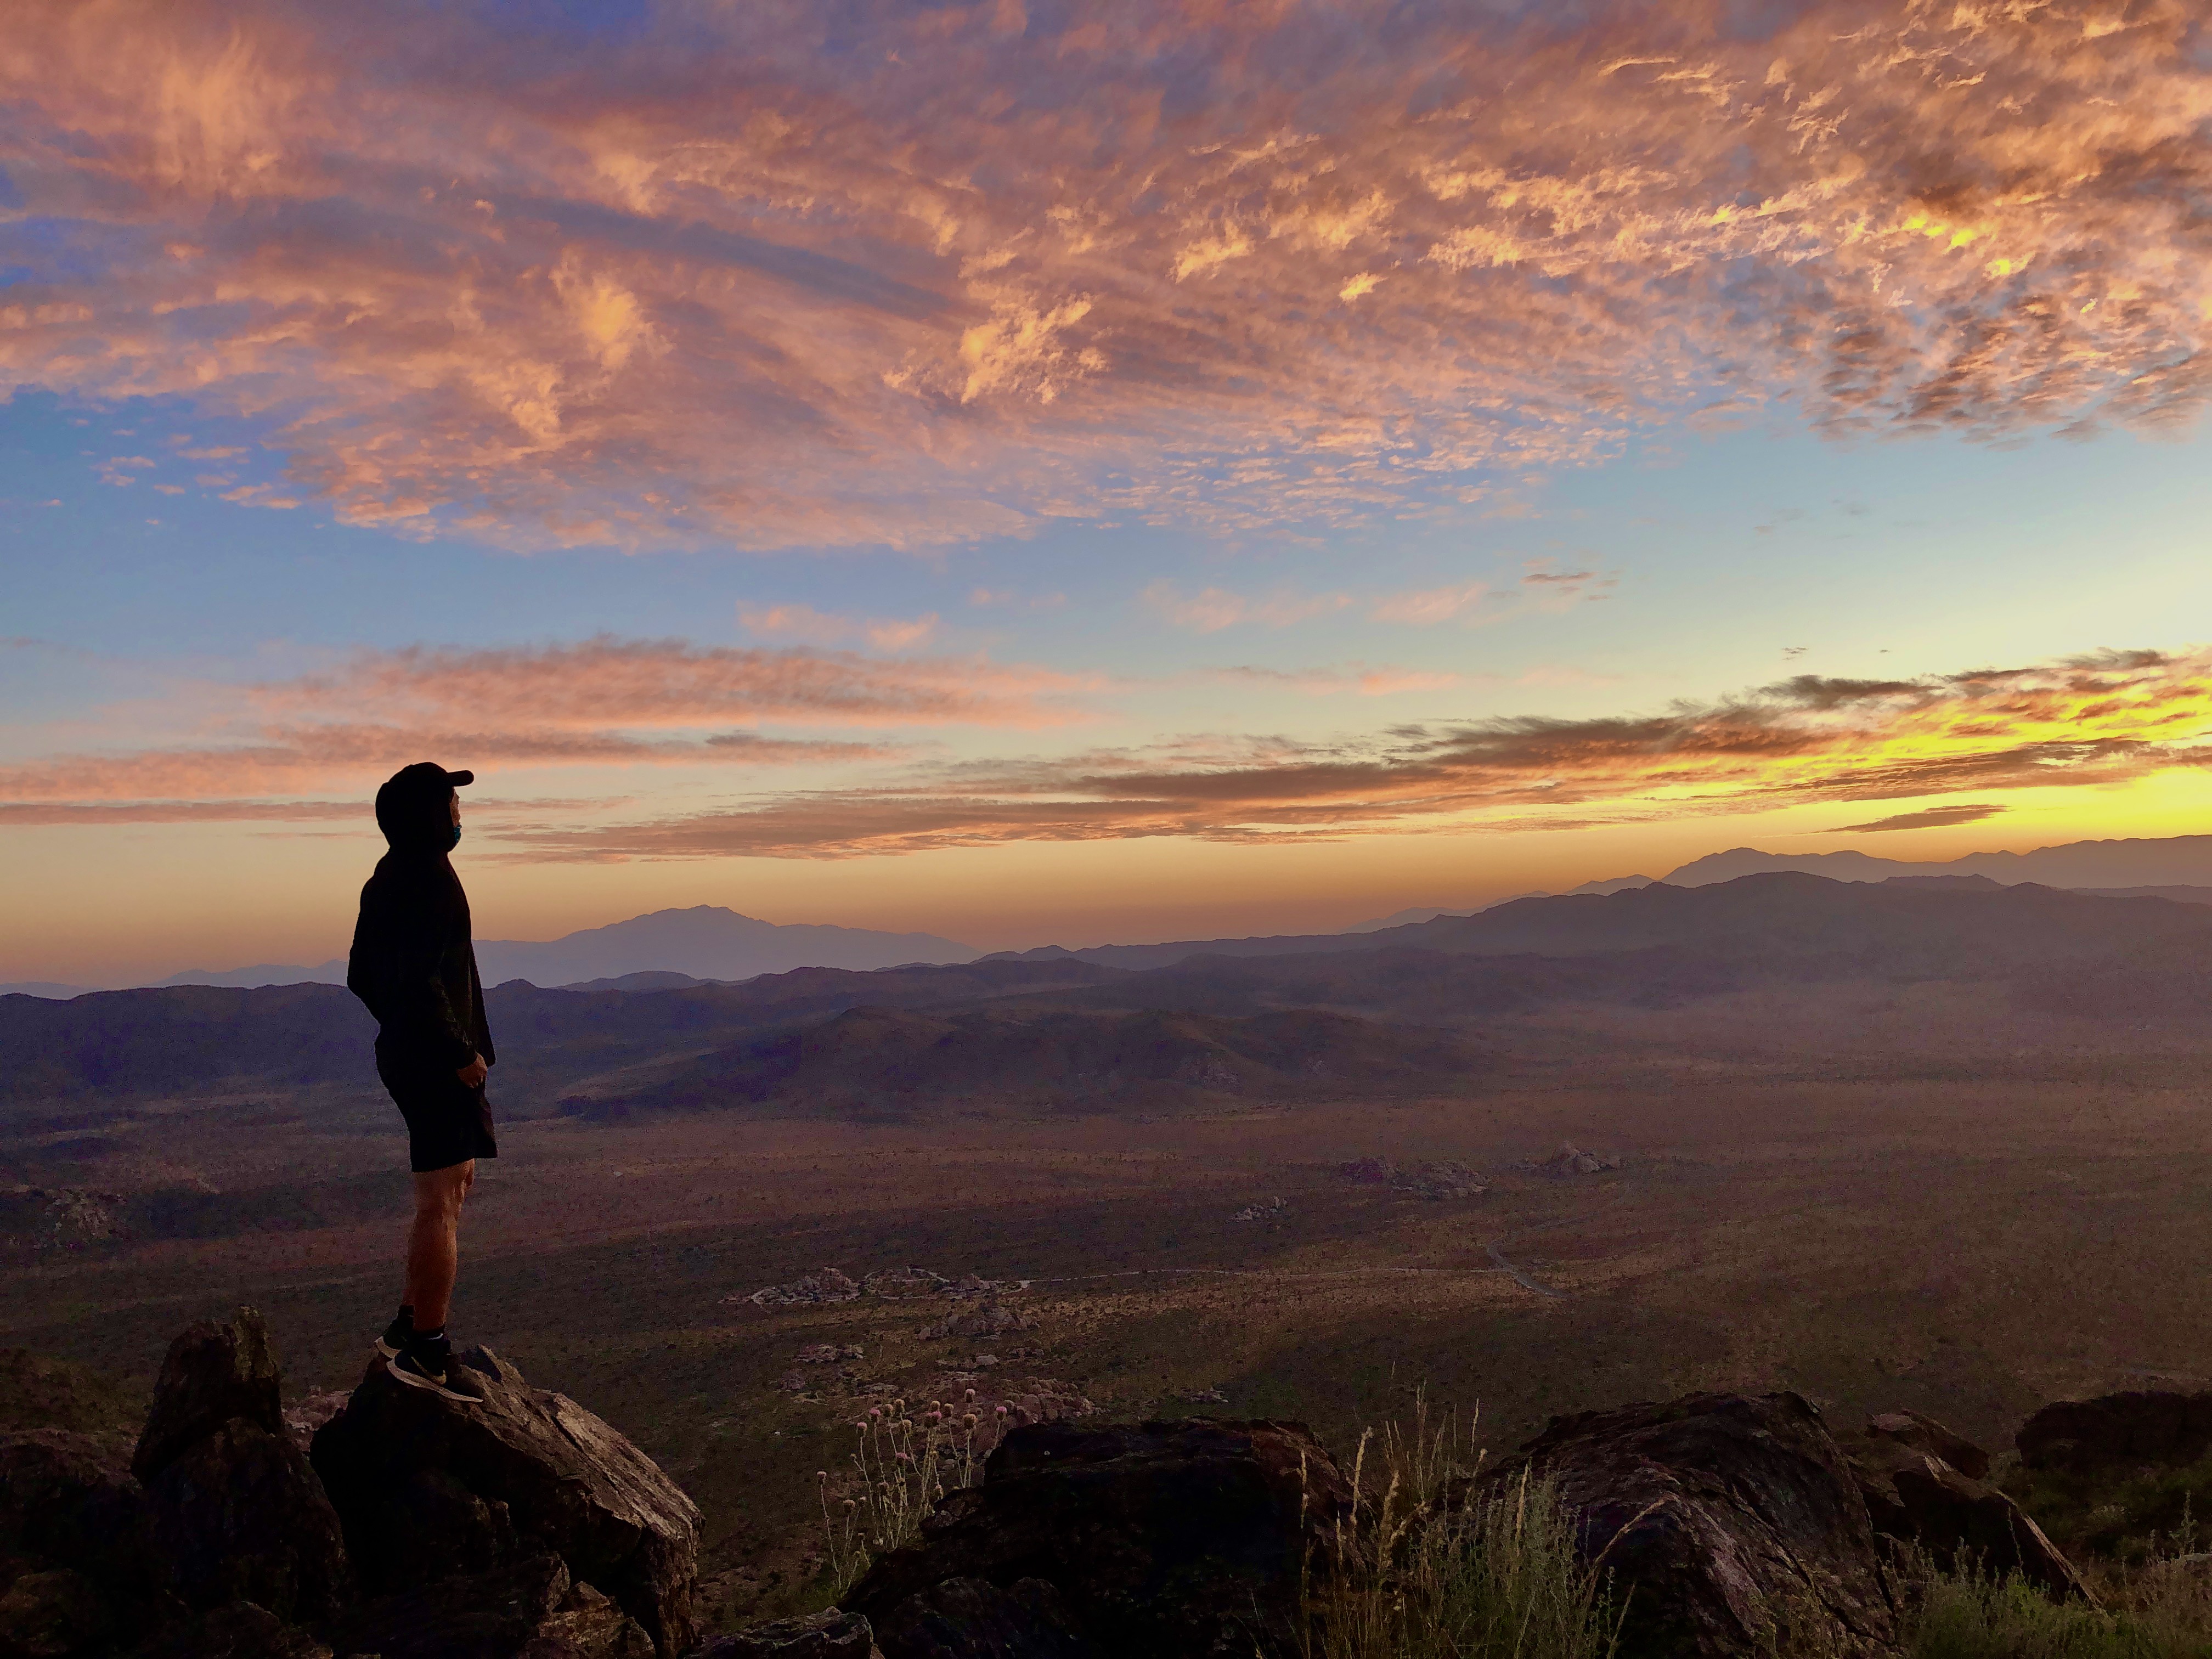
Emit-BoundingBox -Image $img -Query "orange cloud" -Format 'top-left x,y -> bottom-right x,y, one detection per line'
477,647 -> 2212,860
1,1 -> 2204,550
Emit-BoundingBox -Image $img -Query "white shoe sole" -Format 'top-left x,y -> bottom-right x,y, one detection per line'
385,1354 -> 481,1406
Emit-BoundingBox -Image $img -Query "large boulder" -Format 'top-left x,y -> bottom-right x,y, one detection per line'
312,1345 -> 700,1656
1502,1392 -> 1901,1659
132,1308 -> 284,1483
847,1418 -> 1351,1659
145,1418 -> 352,1623
2017,1390 -> 2212,1477
323,1551 -> 653,1659
1841,1417 -> 2087,1601
0,1427 -> 180,1642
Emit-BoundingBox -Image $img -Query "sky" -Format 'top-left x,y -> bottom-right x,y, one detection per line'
3,0 -> 2211,985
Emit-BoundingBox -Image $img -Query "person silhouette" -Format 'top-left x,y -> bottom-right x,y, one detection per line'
346,761 -> 495,1403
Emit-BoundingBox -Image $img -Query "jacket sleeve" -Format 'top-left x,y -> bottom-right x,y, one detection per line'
348,881 -> 479,1070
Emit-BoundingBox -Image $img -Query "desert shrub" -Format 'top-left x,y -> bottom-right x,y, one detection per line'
817,1391 -> 992,1598
1907,1551 -> 2212,1659
1302,1401 -> 1622,1659
2007,1458 -> 2212,1566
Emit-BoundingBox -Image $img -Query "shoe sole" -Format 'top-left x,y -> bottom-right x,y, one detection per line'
375,1337 -> 403,1359
385,1354 -> 482,1406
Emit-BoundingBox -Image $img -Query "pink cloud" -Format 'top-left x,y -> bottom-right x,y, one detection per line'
0,634 -> 1096,812
1142,581 -> 1352,633
738,603 -> 942,652
0,1 -> 2202,550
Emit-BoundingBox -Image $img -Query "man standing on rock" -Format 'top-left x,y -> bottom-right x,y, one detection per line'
347,761 -> 495,1404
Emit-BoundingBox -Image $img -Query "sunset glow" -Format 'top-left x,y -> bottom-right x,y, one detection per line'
4,0 -> 2210,983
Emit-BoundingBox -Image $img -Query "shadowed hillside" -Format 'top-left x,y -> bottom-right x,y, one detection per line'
563,1005 -> 1489,1120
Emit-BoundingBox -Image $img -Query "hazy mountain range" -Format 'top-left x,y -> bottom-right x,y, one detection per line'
2,907 -> 979,999
12,871 -> 2212,1126
10,832 -> 2212,1001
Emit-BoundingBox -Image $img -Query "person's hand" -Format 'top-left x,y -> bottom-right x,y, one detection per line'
456,1053 -> 488,1088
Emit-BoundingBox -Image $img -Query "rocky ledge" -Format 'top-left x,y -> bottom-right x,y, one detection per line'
0,1308 -> 2172,1659
0,1307 -> 698,1659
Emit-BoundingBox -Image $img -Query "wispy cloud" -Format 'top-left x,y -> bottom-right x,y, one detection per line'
477,647 -> 2212,861
1142,581 -> 1351,633
1828,803 -> 2008,833
738,603 -> 941,652
3,1 -> 2204,551
0,635 -> 1096,816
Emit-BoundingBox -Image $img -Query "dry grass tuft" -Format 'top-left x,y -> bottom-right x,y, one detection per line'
1301,1398 -> 1623,1659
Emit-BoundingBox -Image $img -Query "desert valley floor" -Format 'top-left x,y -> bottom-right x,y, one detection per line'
8,979 -> 2212,1630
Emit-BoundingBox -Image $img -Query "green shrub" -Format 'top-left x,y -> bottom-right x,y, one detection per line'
1908,1556 -> 2212,1659
1302,1401 -> 1622,1659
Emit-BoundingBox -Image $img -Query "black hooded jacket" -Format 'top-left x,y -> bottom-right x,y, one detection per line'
346,786 -> 494,1074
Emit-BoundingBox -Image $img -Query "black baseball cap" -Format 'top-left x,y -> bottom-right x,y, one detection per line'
375,761 -> 475,842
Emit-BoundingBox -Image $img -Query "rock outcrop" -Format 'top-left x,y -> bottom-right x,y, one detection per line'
2017,1389 -> 2212,1477
848,1418 -> 1351,1659
1840,1413 -> 2087,1601
313,1344 -> 702,1656
1503,1392 -> 1901,1659
136,1311 -> 352,1628
131,1308 -> 285,1482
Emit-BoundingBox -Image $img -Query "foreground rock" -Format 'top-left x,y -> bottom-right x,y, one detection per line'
137,1309 -> 352,1627
313,1344 -> 701,1655
1841,1413 -> 2087,1601
324,1551 -> 653,1659
848,1418 -> 1351,1659
0,1427 -> 178,1643
1504,1392 -> 1901,1659
2017,1388 -> 2212,1477
132,1307 -> 285,1482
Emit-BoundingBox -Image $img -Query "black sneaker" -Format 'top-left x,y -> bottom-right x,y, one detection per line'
375,1308 -> 413,1360
387,1336 -> 484,1405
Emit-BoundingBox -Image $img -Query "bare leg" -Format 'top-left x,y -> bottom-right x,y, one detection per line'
403,1161 -> 474,1331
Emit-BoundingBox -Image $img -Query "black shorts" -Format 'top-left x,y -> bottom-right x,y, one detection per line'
376,1050 -> 499,1173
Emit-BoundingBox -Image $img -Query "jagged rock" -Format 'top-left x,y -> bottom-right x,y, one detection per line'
874,1577 -> 1092,1658
126,1600 -> 334,1659
1502,1392 -> 1900,1659
146,1417 -> 352,1623
2017,1389 -> 2212,1476
919,1306 -> 1034,1342
0,1566 -> 112,1655
1840,1429 -> 2087,1601
312,1345 -> 700,1656
849,1418 -> 1353,1659
864,1269 -> 949,1300
696,1607 -> 882,1657
1867,1409 -> 1990,1480
132,1307 -> 284,1482
323,1551 -> 653,1659
741,1270 -> 862,1309
0,1427 -> 178,1635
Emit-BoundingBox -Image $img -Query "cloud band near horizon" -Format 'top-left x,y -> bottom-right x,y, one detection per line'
6,643 -> 2207,857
